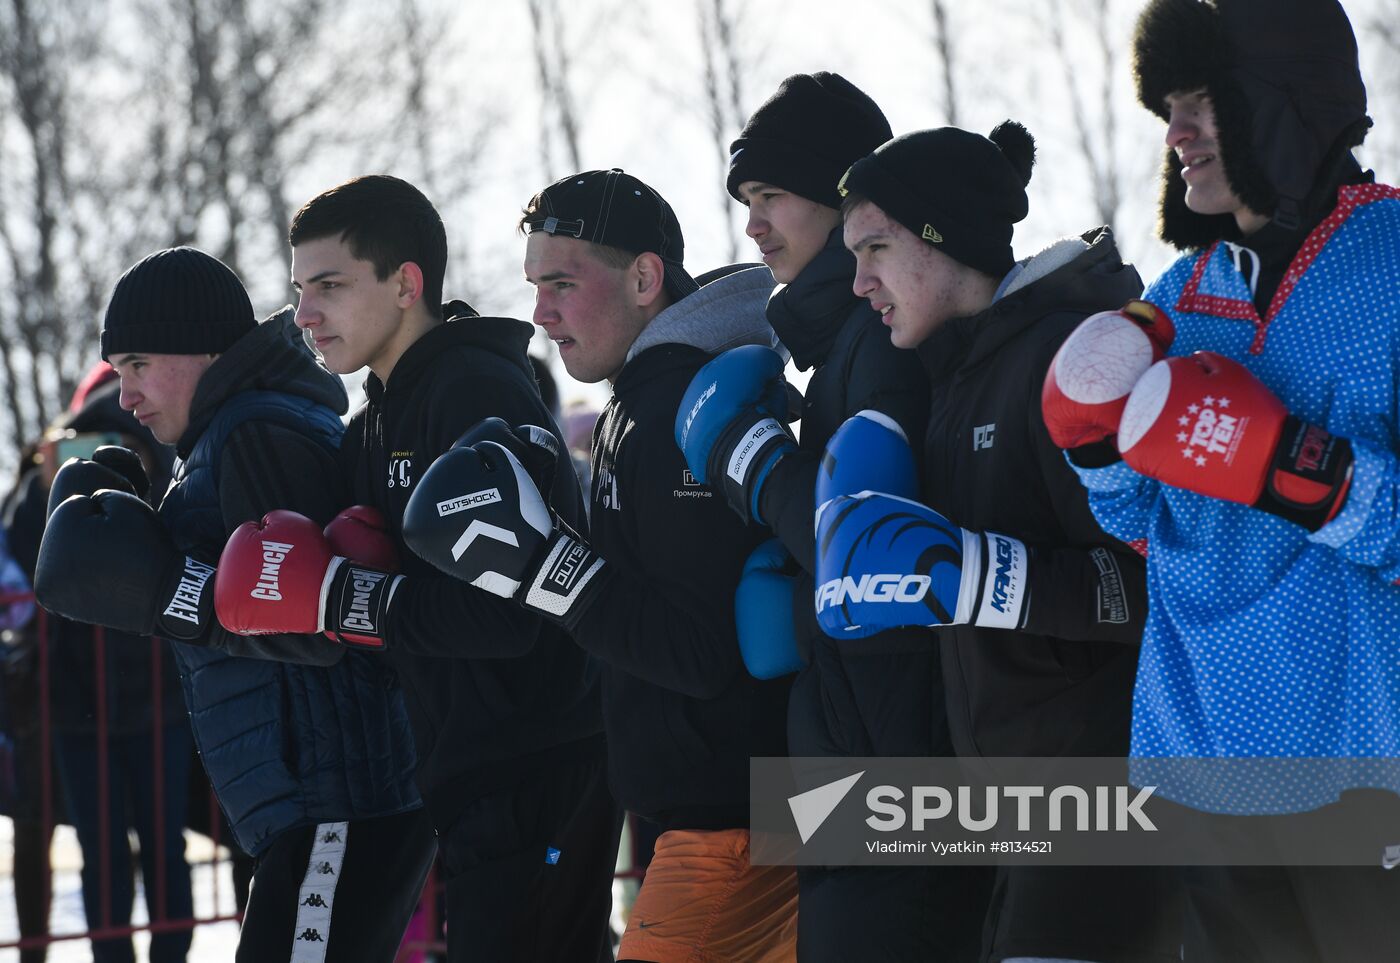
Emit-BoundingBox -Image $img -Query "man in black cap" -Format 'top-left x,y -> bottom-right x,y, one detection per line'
812,125 -> 1182,961
1049,1 -> 1400,959
210,175 -> 619,963
34,247 -> 435,961
396,168 -> 796,962
674,71 -> 989,961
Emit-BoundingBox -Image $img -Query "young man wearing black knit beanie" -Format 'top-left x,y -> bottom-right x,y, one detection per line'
1049,1 -> 1400,959
677,70 -> 991,961
812,126 -> 1182,961
35,246 -> 436,961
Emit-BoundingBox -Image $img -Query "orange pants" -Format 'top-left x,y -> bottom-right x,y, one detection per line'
619,828 -> 798,963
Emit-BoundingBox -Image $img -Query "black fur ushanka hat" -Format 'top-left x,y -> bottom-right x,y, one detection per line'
1132,0 -> 1371,250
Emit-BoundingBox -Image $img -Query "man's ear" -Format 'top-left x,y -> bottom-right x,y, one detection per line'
396,261 -> 426,310
633,252 -> 666,309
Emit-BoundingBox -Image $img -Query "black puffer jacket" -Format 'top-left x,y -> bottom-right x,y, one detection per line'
759,228 -> 945,758
918,229 -> 1149,758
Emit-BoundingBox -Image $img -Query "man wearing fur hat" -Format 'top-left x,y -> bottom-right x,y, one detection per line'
674,71 -> 990,961
1044,0 -> 1400,958
815,123 -> 1181,961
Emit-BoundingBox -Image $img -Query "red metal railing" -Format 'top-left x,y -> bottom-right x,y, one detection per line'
0,592 -> 643,958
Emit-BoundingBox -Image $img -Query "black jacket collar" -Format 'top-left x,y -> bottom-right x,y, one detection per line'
766,226 -> 862,371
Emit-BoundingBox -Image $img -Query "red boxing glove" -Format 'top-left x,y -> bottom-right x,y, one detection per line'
1117,352 -> 1353,531
324,506 -> 400,572
215,510 -> 401,649
1041,300 -> 1175,457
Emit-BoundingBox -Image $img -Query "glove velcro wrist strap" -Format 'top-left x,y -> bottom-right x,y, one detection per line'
715,415 -> 790,524
325,559 -> 402,649
518,531 -> 608,629
156,556 -> 218,641
970,531 -> 1030,630
1256,416 -> 1354,532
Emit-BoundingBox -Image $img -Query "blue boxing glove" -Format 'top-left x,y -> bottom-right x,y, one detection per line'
813,411 -> 1030,637
735,539 -> 806,679
812,410 -> 921,639
675,345 -> 796,525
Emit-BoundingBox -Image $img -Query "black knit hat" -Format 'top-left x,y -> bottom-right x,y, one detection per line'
1133,0 -> 1370,249
838,121 -> 1036,278
101,247 -> 255,360
726,72 -> 892,210
522,169 -> 700,301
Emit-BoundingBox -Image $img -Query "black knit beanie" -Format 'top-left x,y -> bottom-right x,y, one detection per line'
1133,0 -> 1370,249
727,72 -> 892,209
101,247 -> 256,360
838,121 -> 1036,278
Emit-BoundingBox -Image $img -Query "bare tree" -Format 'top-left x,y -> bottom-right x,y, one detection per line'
0,0 -> 109,445
696,0 -> 748,264
929,0 -> 960,126
527,0 -> 584,178
1044,0 -> 1124,233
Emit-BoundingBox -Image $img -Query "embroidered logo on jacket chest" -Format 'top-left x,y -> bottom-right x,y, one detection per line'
595,466 -> 621,511
388,451 -> 415,489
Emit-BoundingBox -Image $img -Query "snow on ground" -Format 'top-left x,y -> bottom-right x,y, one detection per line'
0,818 -> 241,962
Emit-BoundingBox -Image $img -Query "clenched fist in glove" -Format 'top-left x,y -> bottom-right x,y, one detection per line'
1117,351 -> 1353,531
216,510 -> 403,649
403,422 -> 605,629
46,445 -> 151,518
814,411 -> 1030,637
675,344 -> 798,525
37,489 -> 215,641
1041,300 -> 1174,464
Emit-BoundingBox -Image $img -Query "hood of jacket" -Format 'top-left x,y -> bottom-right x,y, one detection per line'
918,227 -> 1142,381
766,226 -> 862,372
625,265 -> 783,363
178,306 -> 348,459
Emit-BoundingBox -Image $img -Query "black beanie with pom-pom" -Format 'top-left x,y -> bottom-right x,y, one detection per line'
838,121 -> 1036,278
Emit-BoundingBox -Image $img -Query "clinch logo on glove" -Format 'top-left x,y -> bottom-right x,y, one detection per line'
250,541 -> 295,601
816,574 -> 932,611
339,568 -> 390,634
436,488 -> 502,517
163,557 -> 216,624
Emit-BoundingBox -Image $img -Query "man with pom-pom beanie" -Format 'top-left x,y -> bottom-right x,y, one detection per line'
832,123 -> 1182,961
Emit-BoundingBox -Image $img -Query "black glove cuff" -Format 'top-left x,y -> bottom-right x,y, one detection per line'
1256,416 -> 1355,532
155,556 -> 217,642
518,531 -> 609,631
325,560 -> 397,648
1066,439 -> 1124,468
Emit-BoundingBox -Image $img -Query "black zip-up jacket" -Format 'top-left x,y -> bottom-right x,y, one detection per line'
758,228 -> 944,758
918,230 -> 1149,758
338,305 -> 603,829
570,269 -> 790,830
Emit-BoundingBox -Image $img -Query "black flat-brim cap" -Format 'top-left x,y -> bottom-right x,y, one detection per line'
523,168 -> 700,301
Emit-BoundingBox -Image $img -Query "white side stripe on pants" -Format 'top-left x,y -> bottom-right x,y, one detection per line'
289,821 -> 350,962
